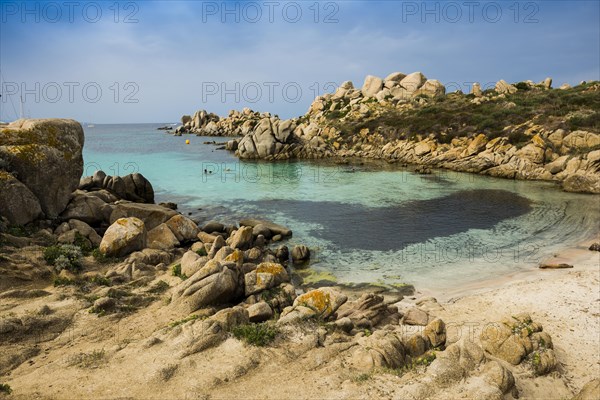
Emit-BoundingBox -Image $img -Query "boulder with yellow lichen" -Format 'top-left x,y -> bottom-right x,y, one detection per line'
0,119 -> 84,223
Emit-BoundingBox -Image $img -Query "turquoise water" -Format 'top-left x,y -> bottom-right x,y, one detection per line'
83,124 -> 600,291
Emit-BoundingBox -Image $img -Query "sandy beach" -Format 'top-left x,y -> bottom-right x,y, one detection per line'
431,237 -> 600,393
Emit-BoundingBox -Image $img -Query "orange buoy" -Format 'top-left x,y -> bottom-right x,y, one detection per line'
185,139 -> 190,145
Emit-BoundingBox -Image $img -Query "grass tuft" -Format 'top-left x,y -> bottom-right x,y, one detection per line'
232,322 -> 278,346
0,383 -> 12,395
171,264 -> 187,280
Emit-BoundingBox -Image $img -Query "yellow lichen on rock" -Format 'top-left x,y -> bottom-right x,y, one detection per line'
296,290 -> 332,315
224,249 -> 243,264
256,262 -> 286,276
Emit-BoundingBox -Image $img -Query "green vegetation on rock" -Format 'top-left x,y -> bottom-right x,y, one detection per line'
168,314 -> 203,328
232,322 -> 278,346
327,82 -> 600,144
91,248 -> 119,264
0,383 -> 12,395
171,263 -> 188,280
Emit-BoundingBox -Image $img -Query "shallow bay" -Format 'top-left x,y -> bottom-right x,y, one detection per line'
84,123 -> 600,291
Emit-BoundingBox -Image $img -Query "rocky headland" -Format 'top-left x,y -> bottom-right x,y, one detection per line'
173,72 -> 600,193
0,111 -> 599,400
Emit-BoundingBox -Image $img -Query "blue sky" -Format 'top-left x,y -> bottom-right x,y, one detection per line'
1,0 -> 599,123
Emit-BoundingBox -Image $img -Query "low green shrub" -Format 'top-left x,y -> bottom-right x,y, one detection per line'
0,383 -> 12,394
73,232 -> 93,255
514,82 -> 531,91
43,244 -> 82,273
232,322 -> 278,346
91,248 -> 119,264
6,224 -> 31,237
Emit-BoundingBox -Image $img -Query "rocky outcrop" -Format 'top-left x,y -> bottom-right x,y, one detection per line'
361,75 -> 384,98
99,217 -> 148,257
335,293 -> 401,329
480,313 -> 556,375
165,215 -> 200,243
244,262 -> 289,296
239,219 -> 292,238
184,73 -> 599,193
279,287 -> 347,324
60,191 -> 113,225
236,118 -> 297,159
0,119 -> 84,223
352,329 -> 407,370
227,225 -> 254,250
495,79 -> 518,94
291,245 -> 310,264
172,260 -> 240,313
221,72 -> 446,161
79,170 -> 154,203
55,219 -> 102,248
109,202 -> 178,230
175,108 -> 265,136
562,173 -> 600,193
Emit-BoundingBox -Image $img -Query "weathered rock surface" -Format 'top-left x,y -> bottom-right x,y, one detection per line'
165,215 -> 199,242
352,330 -> 406,370
403,307 -> 431,326
279,288 -> 347,324
562,173 -> 600,193
237,118 -> 297,159
361,75 -> 384,98
574,379 -> 600,400
480,313 -> 556,375
495,79 -> 517,94
56,219 -> 102,247
0,171 -> 42,225
248,301 -> 273,322
147,223 -> 180,250
227,226 -> 254,250
336,293 -> 400,329
180,250 -> 208,277
60,191 -> 113,225
99,217 -> 147,257
79,171 -> 154,203
172,260 -> 240,313
0,119 -> 84,222
239,219 -> 292,237
244,262 -> 289,296
110,202 -> 178,230
291,245 -> 310,264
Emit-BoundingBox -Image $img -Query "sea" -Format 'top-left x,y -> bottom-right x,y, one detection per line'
83,123 -> 600,293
